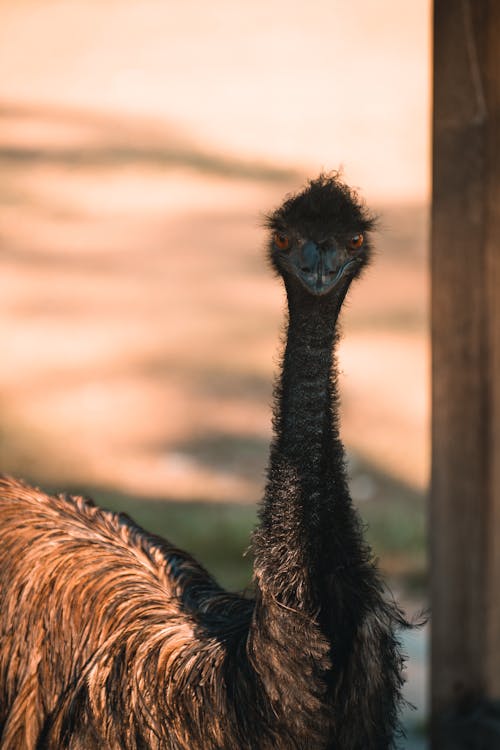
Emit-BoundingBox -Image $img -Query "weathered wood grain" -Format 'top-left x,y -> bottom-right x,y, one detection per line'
431,0 -> 500,742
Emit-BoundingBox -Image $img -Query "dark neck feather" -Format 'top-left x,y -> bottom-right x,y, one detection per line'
248,277 -> 405,750
253,282 -> 357,612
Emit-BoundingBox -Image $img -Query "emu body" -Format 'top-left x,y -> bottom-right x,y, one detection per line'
0,480 -> 257,749
0,175 -> 405,749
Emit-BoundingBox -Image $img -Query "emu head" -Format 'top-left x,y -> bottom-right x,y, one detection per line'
266,173 -> 375,298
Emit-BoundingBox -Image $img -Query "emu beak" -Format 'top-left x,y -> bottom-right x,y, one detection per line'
290,241 -> 354,296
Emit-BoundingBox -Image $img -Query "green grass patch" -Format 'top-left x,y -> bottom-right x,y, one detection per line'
69,467 -> 426,598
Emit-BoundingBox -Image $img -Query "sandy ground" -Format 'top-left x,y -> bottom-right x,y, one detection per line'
0,106 -> 428,502
0,0 -> 430,501
0,0 -> 430,200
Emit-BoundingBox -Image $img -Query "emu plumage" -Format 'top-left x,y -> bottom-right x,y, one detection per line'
0,174 -> 406,749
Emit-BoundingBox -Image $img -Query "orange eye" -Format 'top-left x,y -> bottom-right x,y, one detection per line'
348,233 -> 364,250
273,232 -> 291,251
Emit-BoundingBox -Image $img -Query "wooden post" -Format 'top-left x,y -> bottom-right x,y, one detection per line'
431,0 -> 500,743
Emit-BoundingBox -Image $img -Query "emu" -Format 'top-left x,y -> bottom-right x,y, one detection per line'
0,174 -> 406,749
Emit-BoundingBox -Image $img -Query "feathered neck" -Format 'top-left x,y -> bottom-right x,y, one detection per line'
253,283 -> 352,612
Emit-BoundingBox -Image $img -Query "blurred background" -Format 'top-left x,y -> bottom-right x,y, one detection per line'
0,1 -> 430,746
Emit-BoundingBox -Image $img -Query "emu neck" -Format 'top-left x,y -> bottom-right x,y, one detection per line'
278,299 -> 338,472
254,286 -> 350,613
248,282 -> 382,743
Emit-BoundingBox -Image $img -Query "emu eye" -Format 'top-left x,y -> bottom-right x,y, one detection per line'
348,233 -> 364,250
273,232 -> 291,251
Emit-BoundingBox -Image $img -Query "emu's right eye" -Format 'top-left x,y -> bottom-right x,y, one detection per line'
274,232 -> 291,251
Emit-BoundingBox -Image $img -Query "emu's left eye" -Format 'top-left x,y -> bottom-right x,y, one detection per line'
273,232 -> 291,251
347,233 -> 364,250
